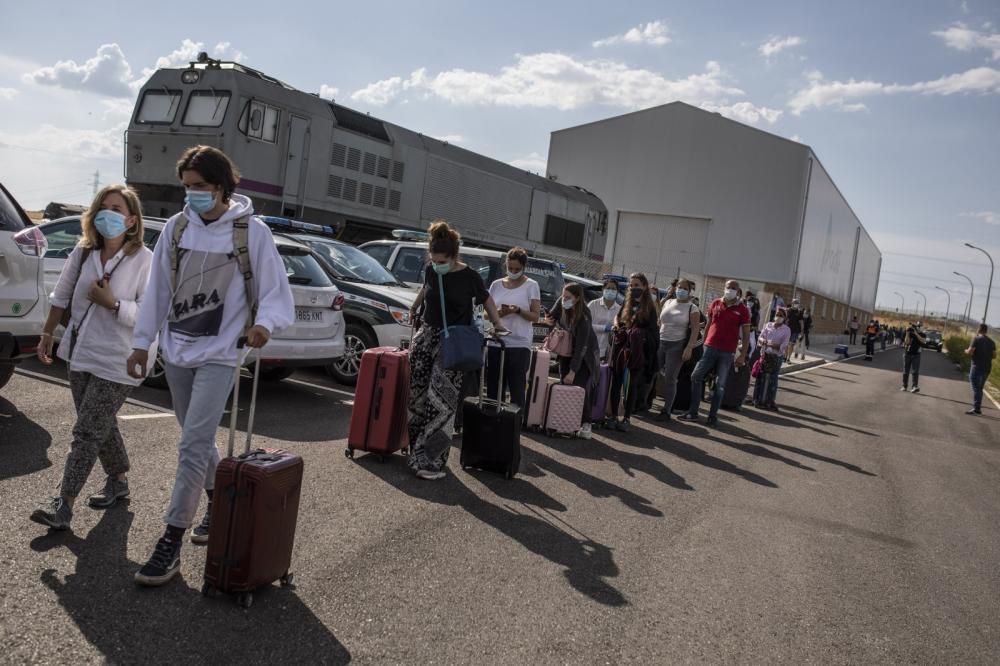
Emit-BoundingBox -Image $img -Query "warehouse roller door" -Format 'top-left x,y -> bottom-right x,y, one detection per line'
611,212 -> 710,281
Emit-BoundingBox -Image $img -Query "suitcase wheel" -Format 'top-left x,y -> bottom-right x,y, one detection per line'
280,572 -> 295,588
377,455 -> 385,464
238,592 -> 254,609
504,469 -> 513,480
344,448 -> 354,459
201,582 -> 212,597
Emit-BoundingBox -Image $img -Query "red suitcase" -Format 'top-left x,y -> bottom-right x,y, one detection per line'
347,346 -> 410,460
203,355 -> 303,609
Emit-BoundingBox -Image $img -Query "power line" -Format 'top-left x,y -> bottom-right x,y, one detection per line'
882,251 -> 989,268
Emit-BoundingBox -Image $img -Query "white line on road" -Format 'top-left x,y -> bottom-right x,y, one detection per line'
283,376 -> 356,398
119,413 -> 175,421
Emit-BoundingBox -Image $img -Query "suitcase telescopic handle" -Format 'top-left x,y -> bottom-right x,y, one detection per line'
227,338 -> 261,458
478,334 -> 507,410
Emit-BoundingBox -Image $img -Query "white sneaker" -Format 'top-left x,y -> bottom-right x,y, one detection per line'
416,469 -> 446,481
578,423 -> 593,439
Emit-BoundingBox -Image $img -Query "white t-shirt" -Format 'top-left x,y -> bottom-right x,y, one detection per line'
588,297 -> 621,358
489,277 -> 540,349
659,298 -> 696,342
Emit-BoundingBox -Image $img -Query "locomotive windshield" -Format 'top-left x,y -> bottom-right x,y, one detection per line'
183,90 -> 231,127
136,90 -> 181,124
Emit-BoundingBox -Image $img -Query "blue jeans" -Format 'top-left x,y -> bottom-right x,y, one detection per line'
688,345 -> 734,420
970,365 -> 988,411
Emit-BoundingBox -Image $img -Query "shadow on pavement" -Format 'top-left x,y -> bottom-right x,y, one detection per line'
31,508 -> 351,663
354,456 -> 628,607
616,422 -> 780,488
0,396 -> 53,481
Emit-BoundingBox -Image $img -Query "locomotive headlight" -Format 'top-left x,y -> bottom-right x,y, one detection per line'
181,69 -> 200,84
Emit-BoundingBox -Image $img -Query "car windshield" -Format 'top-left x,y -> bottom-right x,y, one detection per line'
307,239 -> 398,285
525,260 -> 564,305
280,250 -> 334,287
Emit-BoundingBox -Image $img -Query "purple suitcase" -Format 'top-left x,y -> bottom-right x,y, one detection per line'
544,383 -> 586,437
589,363 -> 612,426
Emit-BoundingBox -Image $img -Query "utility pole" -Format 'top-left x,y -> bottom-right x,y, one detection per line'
92,170 -> 100,197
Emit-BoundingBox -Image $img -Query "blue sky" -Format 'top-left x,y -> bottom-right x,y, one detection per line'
1,0 -> 998,324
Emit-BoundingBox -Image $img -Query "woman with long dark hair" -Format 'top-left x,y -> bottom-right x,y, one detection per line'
543,283 -> 600,438
608,272 -> 659,431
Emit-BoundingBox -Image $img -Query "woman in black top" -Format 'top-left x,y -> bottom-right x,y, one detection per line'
405,221 -> 507,480
543,283 -> 600,439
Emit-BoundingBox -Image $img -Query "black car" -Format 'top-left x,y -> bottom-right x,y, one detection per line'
268,226 -> 416,385
923,329 -> 943,352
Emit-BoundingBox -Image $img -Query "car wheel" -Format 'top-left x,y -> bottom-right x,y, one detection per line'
328,323 -> 375,385
0,363 -> 14,390
142,350 -> 169,389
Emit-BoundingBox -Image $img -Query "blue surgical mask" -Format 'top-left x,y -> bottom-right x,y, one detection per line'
185,189 -> 216,214
94,210 -> 128,239
675,288 -> 689,300
562,297 -> 575,309
603,289 -> 618,302
508,269 -> 523,279
432,261 -> 451,275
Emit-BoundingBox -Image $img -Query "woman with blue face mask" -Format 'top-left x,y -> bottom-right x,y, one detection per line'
654,278 -> 701,422
405,220 -> 508,480
543,283 -> 600,438
30,185 -> 155,532
485,247 -> 541,409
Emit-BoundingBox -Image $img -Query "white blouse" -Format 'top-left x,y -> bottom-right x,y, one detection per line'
50,244 -> 157,387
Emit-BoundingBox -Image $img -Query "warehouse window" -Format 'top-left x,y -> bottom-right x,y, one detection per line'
543,214 -> 584,252
346,147 -> 361,171
327,175 -> 343,199
359,182 -> 373,206
377,156 -> 390,178
363,152 -> 376,175
388,190 -> 401,211
331,143 -> 347,167
822,300 -> 827,319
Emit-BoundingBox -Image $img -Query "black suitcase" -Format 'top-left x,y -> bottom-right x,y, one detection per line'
672,344 -> 703,412
460,337 -> 521,479
721,347 -> 759,410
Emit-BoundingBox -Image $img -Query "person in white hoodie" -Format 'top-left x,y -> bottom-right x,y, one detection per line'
127,146 -> 294,587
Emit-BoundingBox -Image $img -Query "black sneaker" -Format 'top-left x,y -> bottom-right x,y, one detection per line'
965,409 -> 982,415
135,537 -> 181,587
706,416 -> 719,426
30,497 -> 72,530
88,476 -> 130,509
678,413 -> 699,423
191,508 -> 211,544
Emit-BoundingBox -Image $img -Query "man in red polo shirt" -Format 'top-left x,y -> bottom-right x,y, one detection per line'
680,279 -> 751,425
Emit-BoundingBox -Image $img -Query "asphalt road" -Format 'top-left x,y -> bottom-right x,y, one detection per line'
1,347 -> 998,664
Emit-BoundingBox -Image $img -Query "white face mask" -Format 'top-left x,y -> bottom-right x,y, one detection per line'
775,317 -> 785,324
724,288 -> 738,301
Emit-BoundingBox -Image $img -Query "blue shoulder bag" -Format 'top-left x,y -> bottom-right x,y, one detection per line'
437,271 -> 484,371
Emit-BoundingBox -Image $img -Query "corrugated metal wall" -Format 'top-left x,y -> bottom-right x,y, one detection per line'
421,156 -> 532,238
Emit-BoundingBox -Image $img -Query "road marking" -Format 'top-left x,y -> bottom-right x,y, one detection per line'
119,413 -> 175,421
283,376 -> 356,398
15,367 -> 174,415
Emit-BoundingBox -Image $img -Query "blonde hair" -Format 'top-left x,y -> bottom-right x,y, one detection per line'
80,185 -> 145,256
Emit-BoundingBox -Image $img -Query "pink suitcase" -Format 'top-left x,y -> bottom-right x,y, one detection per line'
544,383 -> 586,437
524,349 -> 552,430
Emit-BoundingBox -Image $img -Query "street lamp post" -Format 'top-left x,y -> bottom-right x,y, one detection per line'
913,290 -> 927,319
954,271 -> 975,335
892,291 -> 905,314
964,242 -> 994,324
934,286 -> 951,327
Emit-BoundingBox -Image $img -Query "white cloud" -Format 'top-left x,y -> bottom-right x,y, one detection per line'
593,21 -> 670,48
758,35 -> 804,60
24,40 -> 250,98
350,69 -> 426,106
24,43 -> 134,97
434,134 -> 464,144
962,211 -> 1000,225
789,66 -> 1000,114
934,23 -> 1000,60
700,101 -> 783,125
789,133 -> 802,142
0,123 -> 125,161
0,87 -> 18,101
319,84 -> 340,100
509,152 -> 547,173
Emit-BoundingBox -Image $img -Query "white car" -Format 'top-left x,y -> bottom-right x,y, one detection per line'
0,182 -> 48,391
36,216 -> 345,384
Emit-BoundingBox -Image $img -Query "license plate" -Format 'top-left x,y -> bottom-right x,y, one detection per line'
296,308 -> 324,322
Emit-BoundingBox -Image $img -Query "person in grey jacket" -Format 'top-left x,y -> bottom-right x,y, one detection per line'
543,283 -> 600,439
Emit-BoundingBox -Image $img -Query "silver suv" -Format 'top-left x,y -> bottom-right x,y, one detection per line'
0,182 -> 47,390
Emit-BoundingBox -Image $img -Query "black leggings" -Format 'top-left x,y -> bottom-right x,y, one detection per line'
485,346 -> 531,409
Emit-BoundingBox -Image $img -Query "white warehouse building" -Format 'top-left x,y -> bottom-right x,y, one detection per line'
546,102 -> 881,339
